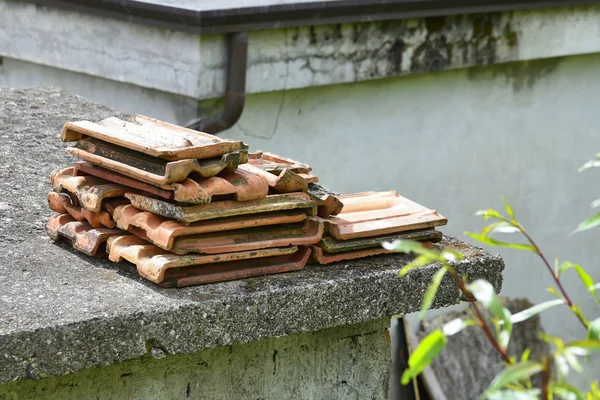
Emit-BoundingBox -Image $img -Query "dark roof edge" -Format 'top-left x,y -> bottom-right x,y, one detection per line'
19,0 -> 600,35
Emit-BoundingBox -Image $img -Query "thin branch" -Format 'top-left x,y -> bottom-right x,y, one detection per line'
540,357 -> 551,400
445,263 -> 512,364
518,224 -> 589,329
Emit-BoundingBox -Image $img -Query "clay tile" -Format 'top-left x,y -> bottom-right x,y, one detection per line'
48,191 -> 115,228
46,214 -> 124,257
112,204 -> 307,251
248,151 -> 311,174
107,235 -> 310,287
66,138 -> 248,185
50,167 -> 130,213
320,191 -> 447,240
62,115 -> 248,161
125,192 -> 317,224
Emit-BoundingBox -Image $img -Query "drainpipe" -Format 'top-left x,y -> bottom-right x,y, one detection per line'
187,32 -> 248,135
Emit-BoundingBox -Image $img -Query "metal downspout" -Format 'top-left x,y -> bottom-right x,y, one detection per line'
187,32 -> 248,135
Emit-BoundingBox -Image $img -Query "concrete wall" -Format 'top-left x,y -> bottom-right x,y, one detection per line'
0,319 -> 391,400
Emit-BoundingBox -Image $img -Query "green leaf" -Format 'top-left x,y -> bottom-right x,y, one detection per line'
476,209 -> 503,220
564,340 -> 600,356
552,383 -> 583,400
559,262 -> 597,302
520,348 -> 531,363
555,355 -> 570,379
564,349 -> 583,373
485,362 -> 543,393
547,286 -> 564,300
498,330 -> 511,351
579,160 -> 600,172
484,390 -> 541,400
442,318 -> 476,336
571,213 -> 600,235
570,304 -> 589,326
440,249 -> 464,262
382,240 -> 439,258
587,318 -> 600,341
483,221 -> 521,236
468,280 -> 505,319
401,329 -> 447,385
398,255 -> 435,277
419,267 -> 447,320
465,232 -> 536,252
504,299 -> 564,324
502,197 -> 515,219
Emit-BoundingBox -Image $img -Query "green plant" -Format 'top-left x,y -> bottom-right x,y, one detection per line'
386,155 -> 600,400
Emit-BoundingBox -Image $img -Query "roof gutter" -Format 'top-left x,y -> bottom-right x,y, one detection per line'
186,32 -> 247,135
19,0 -> 600,35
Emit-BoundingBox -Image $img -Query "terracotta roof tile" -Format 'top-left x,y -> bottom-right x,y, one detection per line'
156,217 -> 323,255
108,235 -> 310,287
320,191 -> 447,240
238,164 -> 311,193
73,161 -> 268,204
125,192 -> 317,224
307,183 -> 343,217
62,115 -> 248,161
309,246 -> 393,265
66,138 -> 247,185
50,167 -> 131,213
46,214 -> 124,257
73,162 -> 174,200
248,151 -> 311,174
318,229 -> 442,253
47,191 -> 115,228
112,204 -> 307,251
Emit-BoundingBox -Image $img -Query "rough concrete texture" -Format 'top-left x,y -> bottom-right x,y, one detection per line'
0,87 -> 504,383
2,1 -> 600,100
0,318 -> 391,400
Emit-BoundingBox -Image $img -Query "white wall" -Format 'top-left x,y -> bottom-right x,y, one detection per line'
223,53 -> 600,389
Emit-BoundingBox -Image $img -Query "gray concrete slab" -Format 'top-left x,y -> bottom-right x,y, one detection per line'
0,87 -> 504,383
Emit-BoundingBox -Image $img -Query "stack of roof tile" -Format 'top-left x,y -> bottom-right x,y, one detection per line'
310,191 -> 447,264
46,114 -> 446,287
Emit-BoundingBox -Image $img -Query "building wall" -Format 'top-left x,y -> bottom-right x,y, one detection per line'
2,9 -> 600,390
0,319 -> 391,400
224,53 -> 600,389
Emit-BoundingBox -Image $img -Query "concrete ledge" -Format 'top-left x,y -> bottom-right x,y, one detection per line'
0,87 -> 504,383
2,2 -> 600,99
0,318 -> 393,400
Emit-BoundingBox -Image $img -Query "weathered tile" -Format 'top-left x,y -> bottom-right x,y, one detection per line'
113,204 -> 307,251
162,218 -> 323,255
248,151 -> 312,174
46,214 -> 124,257
50,167 -> 131,212
62,115 -> 248,161
318,229 -> 443,253
66,138 -> 248,185
307,183 -> 343,217
126,192 -> 317,224
73,161 -> 174,200
74,161 -> 268,204
309,246 -> 393,265
47,191 -> 115,228
239,164 -> 311,193
108,235 -> 310,287
321,191 -> 447,240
